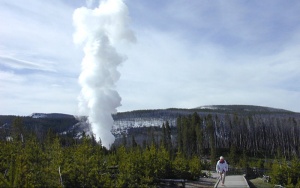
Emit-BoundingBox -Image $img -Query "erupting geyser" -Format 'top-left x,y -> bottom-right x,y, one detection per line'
73,0 -> 135,148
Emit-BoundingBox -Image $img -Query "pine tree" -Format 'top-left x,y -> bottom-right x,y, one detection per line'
173,152 -> 189,179
271,159 -> 289,185
240,150 -> 249,169
0,139 -> 23,187
188,155 -> 202,180
161,123 -> 167,148
164,121 -> 172,154
44,136 -> 64,187
288,156 -> 300,186
131,135 -> 138,148
229,144 -> 237,166
195,115 -> 204,156
143,144 -> 158,181
11,117 -> 24,142
122,134 -> 127,147
62,135 -> 100,187
206,115 -> 216,163
176,117 -> 183,153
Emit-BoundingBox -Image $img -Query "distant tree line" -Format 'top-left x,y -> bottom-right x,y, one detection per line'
1,112 -> 300,187
176,112 -> 300,159
121,112 -> 300,159
0,115 -> 77,140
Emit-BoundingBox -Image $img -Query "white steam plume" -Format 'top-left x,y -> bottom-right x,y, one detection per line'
73,0 -> 135,148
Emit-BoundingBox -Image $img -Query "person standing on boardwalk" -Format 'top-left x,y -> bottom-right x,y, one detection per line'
216,156 -> 228,186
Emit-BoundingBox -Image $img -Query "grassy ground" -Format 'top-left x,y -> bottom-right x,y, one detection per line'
247,178 -> 273,188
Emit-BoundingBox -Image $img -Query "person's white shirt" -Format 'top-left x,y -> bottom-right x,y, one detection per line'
216,158 -> 228,173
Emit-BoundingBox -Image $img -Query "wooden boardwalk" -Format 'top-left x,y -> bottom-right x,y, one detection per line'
215,175 -> 249,188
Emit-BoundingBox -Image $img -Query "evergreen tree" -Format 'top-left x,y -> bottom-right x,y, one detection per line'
206,115 -> 216,163
176,117 -> 183,153
161,123 -> 166,148
240,150 -> 249,169
0,139 -> 23,187
229,144 -> 237,166
162,121 -> 172,154
271,159 -> 289,186
44,136 -> 64,187
288,156 -> 300,186
188,155 -> 202,180
131,135 -> 138,148
172,152 -> 189,179
122,134 -> 127,147
11,117 -> 24,142
195,115 -> 204,156
143,144 -> 158,182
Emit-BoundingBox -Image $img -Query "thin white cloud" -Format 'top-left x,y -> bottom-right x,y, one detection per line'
0,0 -> 83,72
0,0 -> 82,115
0,55 -> 56,72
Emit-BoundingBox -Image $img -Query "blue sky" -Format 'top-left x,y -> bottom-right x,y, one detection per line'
1,0 -> 300,115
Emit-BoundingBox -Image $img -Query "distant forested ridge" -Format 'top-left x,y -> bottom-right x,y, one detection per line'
176,112 -> 300,158
113,105 -> 300,159
1,105 -> 300,159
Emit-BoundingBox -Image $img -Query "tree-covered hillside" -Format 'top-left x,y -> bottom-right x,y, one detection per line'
114,106 -> 300,158
0,114 -> 78,141
1,112 -> 300,187
1,105 -> 300,187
